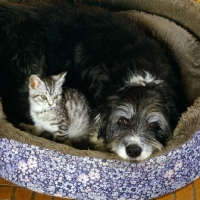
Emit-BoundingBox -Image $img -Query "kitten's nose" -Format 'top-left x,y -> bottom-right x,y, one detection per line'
126,144 -> 142,158
48,102 -> 53,107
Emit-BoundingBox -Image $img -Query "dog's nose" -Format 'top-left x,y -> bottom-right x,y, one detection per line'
126,145 -> 142,158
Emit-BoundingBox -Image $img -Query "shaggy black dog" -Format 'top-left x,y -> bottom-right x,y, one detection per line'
0,1 -> 185,161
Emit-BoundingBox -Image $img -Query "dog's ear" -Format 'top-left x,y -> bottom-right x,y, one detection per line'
94,112 -> 107,141
155,127 -> 172,146
94,106 -> 111,143
98,122 -> 107,141
162,88 -> 180,131
156,83 -> 180,132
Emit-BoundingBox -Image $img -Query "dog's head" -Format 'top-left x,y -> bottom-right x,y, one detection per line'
94,83 -> 179,162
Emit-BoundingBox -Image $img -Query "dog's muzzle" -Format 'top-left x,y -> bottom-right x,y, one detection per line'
126,144 -> 142,158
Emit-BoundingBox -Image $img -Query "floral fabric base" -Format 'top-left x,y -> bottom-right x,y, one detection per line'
0,131 -> 200,200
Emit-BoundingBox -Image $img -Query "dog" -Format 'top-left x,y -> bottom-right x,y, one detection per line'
0,1 -> 185,161
91,72 -> 180,161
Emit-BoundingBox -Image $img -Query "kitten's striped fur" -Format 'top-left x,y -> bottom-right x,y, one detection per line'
20,72 -> 90,145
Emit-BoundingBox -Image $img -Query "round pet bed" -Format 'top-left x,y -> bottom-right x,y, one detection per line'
1,0 -> 200,199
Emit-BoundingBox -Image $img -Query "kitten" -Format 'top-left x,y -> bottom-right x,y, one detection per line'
20,72 -> 91,146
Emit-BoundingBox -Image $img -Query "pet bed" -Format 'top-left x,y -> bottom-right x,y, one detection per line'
0,0 -> 200,199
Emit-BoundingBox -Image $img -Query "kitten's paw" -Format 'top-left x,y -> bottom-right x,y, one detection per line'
19,123 -> 43,136
19,122 -> 27,129
63,139 -> 72,146
19,123 -> 30,132
31,126 -> 44,136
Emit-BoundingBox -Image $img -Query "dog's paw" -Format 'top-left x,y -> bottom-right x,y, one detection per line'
89,131 -> 107,151
93,141 -> 107,151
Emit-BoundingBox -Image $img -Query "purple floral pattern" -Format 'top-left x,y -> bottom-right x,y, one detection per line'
0,131 -> 200,199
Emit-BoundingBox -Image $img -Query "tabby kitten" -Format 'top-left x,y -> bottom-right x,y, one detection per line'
20,72 -> 91,145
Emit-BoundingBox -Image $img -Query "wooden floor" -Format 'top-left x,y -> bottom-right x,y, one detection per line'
0,1 -> 199,200
0,177 -> 200,200
156,178 -> 200,200
0,177 -> 70,200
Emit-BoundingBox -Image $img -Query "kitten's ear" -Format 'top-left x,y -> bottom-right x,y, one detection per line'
29,75 -> 42,89
53,72 -> 67,87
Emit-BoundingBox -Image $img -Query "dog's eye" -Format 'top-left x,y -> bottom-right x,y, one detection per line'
118,117 -> 129,126
41,95 -> 47,100
149,122 -> 159,129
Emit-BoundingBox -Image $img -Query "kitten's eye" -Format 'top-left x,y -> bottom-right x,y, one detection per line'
118,117 -> 129,126
41,95 -> 47,100
54,95 -> 59,99
149,122 -> 159,130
